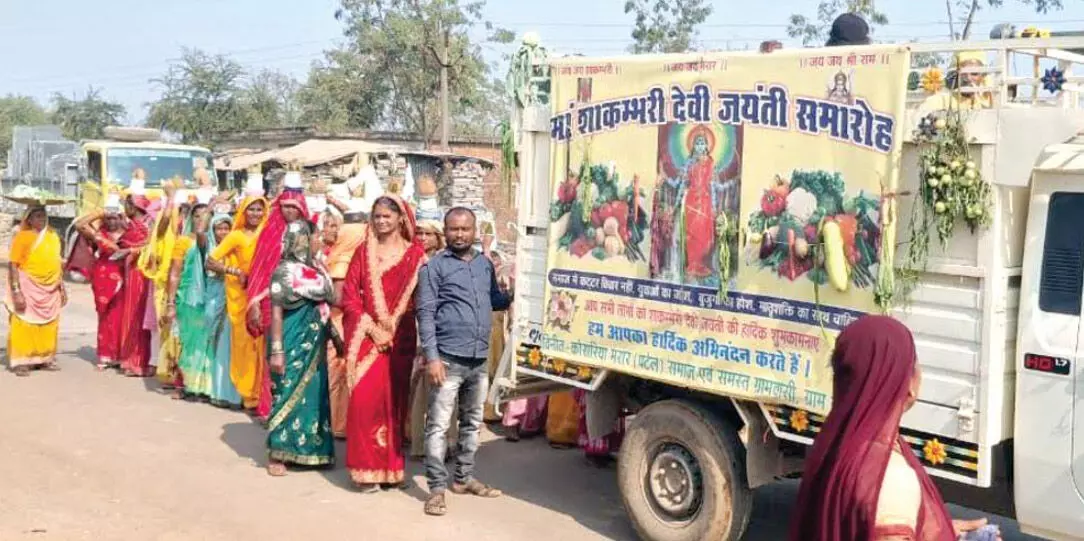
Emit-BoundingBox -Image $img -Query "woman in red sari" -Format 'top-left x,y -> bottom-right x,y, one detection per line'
789,315 -> 996,541
76,194 -> 152,375
340,195 -> 425,492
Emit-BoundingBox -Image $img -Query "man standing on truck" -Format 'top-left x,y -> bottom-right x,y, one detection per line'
417,207 -> 513,517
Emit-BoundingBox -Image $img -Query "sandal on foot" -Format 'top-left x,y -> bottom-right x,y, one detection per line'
13,367 -> 30,377
41,363 -> 60,372
424,492 -> 448,516
505,426 -> 521,442
355,483 -> 380,494
267,462 -> 288,477
450,479 -> 502,498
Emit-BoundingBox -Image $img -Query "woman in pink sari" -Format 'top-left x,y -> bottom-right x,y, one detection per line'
340,195 -> 426,491
789,315 -> 997,541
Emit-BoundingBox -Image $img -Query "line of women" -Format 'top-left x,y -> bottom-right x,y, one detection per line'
65,172 -> 448,489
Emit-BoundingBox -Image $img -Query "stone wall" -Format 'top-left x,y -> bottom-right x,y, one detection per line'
444,143 -> 516,248
0,212 -> 14,261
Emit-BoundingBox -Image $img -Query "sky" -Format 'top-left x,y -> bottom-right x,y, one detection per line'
2,0 -> 1083,124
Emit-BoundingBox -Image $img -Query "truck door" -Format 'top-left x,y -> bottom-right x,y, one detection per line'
1015,166 -> 1084,538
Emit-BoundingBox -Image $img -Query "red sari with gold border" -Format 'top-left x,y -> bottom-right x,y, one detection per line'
341,195 -> 424,485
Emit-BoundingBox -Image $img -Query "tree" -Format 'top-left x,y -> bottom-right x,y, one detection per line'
0,95 -> 47,166
49,87 -> 126,141
331,0 -> 512,143
951,0 -> 1064,40
624,0 -> 713,54
241,69 -> 301,128
146,48 -> 248,144
296,49 -> 385,132
787,0 -> 888,47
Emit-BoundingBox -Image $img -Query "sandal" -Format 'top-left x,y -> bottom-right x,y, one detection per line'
424,492 -> 448,516
356,483 -> 380,494
266,462 -> 288,477
13,367 -> 30,377
450,479 -> 502,498
41,363 -> 60,372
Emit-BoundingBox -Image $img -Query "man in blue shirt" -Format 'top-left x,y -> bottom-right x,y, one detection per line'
417,207 -> 513,516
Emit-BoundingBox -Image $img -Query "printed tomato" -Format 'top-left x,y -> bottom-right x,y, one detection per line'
760,190 -> 786,217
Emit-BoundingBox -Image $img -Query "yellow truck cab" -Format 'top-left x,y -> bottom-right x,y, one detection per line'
76,127 -> 214,214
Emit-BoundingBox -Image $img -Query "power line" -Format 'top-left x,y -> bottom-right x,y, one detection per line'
489,18 -> 1084,29
3,40 -> 334,86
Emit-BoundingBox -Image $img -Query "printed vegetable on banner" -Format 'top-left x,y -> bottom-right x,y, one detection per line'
539,50 -> 910,415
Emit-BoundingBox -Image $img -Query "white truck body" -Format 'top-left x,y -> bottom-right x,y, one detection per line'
491,36 -> 1084,541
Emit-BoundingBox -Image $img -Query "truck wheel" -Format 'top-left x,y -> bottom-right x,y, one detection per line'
618,400 -> 752,541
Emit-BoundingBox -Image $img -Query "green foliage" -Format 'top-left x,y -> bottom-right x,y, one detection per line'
241,70 -> 301,129
331,0 -> 511,141
49,87 -> 126,141
0,95 -> 47,165
146,48 -> 248,144
623,0 -> 713,54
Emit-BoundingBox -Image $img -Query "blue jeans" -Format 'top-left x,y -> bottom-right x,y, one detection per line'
424,356 -> 487,493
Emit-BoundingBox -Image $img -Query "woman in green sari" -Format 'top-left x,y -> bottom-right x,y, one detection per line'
165,201 -> 214,399
266,220 -> 337,476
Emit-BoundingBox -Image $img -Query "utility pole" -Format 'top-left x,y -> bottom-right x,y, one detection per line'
438,17 -> 451,151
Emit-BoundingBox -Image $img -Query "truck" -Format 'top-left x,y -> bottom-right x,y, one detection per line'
1,125 -> 215,254
490,33 -> 1084,541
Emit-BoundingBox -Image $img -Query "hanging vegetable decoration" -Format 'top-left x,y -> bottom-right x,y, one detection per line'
899,110 -> 992,301
1042,67 -> 1067,94
715,212 -> 738,300
921,68 -> 945,94
907,71 -> 921,92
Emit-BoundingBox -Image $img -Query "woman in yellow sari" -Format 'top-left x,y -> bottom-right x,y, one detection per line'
207,193 -> 268,414
5,204 -> 67,376
139,185 -> 186,387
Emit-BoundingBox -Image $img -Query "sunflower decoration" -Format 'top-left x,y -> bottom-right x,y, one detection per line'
1042,67 -> 1067,94
923,438 -> 948,466
551,358 -> 568,376
576,365 -> 593,381
526,347 -> 543,368
788,409 -> 810,433
921,68 -> 945,94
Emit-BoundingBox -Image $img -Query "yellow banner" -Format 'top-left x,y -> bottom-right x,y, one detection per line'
540,48 -> 910,415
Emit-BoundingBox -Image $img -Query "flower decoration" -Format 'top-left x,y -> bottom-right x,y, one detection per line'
527,347 -> 543,368
789,409 -> 810,433
923,438 -> 948,466
546,290 -> 577,331
551,358 -> 568,375
1042,67 -> 1067,94
576,365 -> 593,380
921,68 -> 944,94
1020,26 -> 1051,38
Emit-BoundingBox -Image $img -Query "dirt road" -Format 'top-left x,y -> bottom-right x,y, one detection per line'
0,284 -> 1043,540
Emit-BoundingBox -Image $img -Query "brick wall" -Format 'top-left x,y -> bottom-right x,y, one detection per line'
446,142 -> 516,247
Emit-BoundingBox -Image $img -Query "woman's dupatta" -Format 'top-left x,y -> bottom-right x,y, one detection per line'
788,316 -> 956,541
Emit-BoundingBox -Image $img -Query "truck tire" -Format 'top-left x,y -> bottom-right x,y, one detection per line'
618,399 -> 753,541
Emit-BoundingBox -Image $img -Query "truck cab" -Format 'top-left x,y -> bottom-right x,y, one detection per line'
493,34 -> 1084,541
77,127 -> 215,214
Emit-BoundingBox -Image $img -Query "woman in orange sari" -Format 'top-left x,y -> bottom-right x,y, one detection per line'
321,207 -> 367,438
207,193 -> 267,414
5,204 -> 66,376
340,195 -> 425,491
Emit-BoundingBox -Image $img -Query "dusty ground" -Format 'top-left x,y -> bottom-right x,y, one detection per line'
0,283 -> 1045,541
